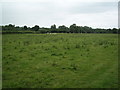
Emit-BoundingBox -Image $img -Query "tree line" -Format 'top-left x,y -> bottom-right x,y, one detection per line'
1,24 -> 119,34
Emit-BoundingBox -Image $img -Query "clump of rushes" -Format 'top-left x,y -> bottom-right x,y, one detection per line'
52,62 -> 58,66
23,41 -> 30,46
69,64 -> 77,71
64,46 -> 70,50
75,44 -> 80,48
14,47 -> 17,49
86,49 -> 89,51
51,53 -> 56,56
52,45 -> 58,49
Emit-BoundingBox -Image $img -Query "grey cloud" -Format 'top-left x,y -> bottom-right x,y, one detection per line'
1,1 -> 118,28
68,2 -> 117,14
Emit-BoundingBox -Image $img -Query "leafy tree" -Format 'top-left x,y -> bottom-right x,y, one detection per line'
24,26 -> 28,30
51,24 -> 56,30
118,28 -> 120,34
3,24 -> 15,31
1,24 -> 119,34
83,26 -> 92,33
112,28 -> 118,33
69,24 -> 77,33
58,25 -> 69,33
51,24 -> 57,33
8,24 -> 15,27
39,29 -> 48,33
32,25 -> 39,31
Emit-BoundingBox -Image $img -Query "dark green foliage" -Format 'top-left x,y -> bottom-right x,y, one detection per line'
58,25 -> 69,33
69,24 -> 77,33
23,26 -> 28,30
50,24 -> 57,33
32,25 -> 39,31
1,24 -> 118,34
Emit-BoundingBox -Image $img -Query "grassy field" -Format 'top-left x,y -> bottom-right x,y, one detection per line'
2,33 -> 118,88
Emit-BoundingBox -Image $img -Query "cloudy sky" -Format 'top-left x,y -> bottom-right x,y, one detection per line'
0,0 -> 119,28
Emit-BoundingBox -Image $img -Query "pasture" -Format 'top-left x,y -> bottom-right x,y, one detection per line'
2,33 -> 118,88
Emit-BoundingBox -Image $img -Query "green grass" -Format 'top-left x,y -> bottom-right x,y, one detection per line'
2,33 -> 118,88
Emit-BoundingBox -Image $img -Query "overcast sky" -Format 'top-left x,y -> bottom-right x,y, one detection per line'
0,0 -> 119,28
